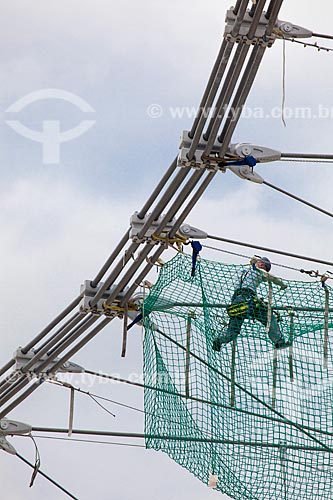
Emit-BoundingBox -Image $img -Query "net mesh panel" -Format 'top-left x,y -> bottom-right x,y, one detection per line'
142,253 -> 333,500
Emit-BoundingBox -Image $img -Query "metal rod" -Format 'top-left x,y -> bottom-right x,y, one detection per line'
103,243 -> 156,306
16,452 -> 79,500
0,360 -> 15,378
30,427 -> 332,452
189,0 -> 249,150
231,0 -> 250,37
189,40 -> 231,139
323,287 -> 330,370
266,0 -> 284,35
272,348 -> 278,410
312,32 -> 333,41
288,311 -> 295,382
49,318 -> 112,374
233,0 -> 243,15
206,233 -> 333,267
46,315 -> 97,359
170,171 -> 217,236
219,45 -> 266,153
265,0 -> 277,19
247,0 -> 266,39
35,312 -> 83,354
137,168 -> 192,240
188,42 -> 234,156
119,246 -> 166,305
91,229 -> 130,287
185,315 -> 192,398
21,313 -> 86,374
38,316 -> 99,373
154,170 -> 205,236
203,44 -> 249,149
0,382 -> 41,419
263,180 -> 333,219
121,303 -> 128,358
0,377 -> 30,407
68,388 -> 75,437
89,240 -> 141,307
281,153 -> 333,160
137,158 -> 178,219
230,340 -> 237,407
21,294 -> 83,354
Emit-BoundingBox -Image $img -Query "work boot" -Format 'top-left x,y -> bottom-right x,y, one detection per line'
212,337 -> 223,352
274,340 -> 292,350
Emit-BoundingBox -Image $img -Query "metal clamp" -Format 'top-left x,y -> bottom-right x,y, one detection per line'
0,418 -> 32,455
275,20 -> 312,39
228,164 -> 264,184
178,131 -> 281,171
80,281 -> 130,316
179,224 -> 208,240
14,348 -> 85,376
130,212 -> 177,243
224,8 -> 313,45
224,9 -> 275,46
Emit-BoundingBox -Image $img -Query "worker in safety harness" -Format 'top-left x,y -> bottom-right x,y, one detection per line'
213,256 -> 290,351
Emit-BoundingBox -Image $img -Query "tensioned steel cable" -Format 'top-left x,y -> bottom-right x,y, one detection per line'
200,243 -> 332,275
16,452 -> 78,500
205,234 -> 333,267
31,434 -> 146,448
263,180 -> 333,219
30,428 -> 332,453
281,153 -> 333,160
312,32 -> 333,41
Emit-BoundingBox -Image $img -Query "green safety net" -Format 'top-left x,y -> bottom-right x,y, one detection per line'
142,253 -> 333,500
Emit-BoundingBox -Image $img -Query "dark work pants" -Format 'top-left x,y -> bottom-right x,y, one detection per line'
220,288 -> 284,345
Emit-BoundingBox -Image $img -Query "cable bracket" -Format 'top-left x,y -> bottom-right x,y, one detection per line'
178,131 -> 280,176
130,212 -> 178,243
14,348 -> 85,376
0,418 -> 32,454
80,281 -> 130,317
224,9 -> 312,45
224,9 -> 275,46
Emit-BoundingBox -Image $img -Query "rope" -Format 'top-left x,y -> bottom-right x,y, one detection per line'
88,393 -> 116,418
28,434 -> 41,488
262,180 -> 333,219
151,233 -> 188,245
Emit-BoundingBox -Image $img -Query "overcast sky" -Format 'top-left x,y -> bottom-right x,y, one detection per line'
1,1 -> 333,499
